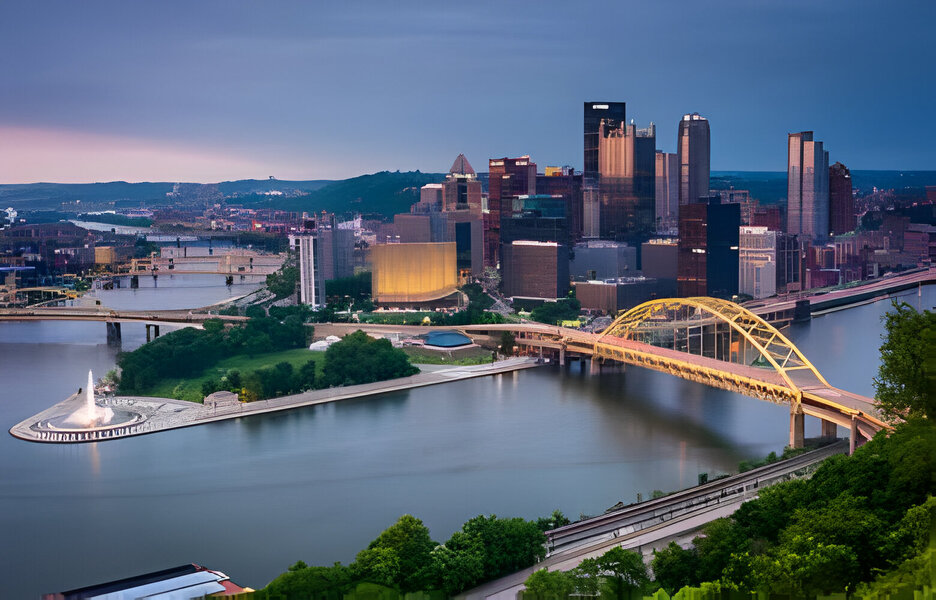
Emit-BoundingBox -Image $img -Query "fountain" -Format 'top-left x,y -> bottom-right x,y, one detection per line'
64,370 -> 115,427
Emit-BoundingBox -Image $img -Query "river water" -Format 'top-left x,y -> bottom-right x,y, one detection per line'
1,280 -> 932,597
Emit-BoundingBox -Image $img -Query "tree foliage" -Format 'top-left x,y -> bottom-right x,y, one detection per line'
874,302 -> 936,420
322,330 -> 418,387
266,264 -> 299,300
530,298 -> 581,325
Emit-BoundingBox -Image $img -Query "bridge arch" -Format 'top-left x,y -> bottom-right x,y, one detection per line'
596,297 -> 830,395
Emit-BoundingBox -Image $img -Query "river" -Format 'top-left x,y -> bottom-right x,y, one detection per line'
0,280 -> 931,597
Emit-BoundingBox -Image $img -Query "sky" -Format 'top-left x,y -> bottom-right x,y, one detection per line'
0,0 -> 934,183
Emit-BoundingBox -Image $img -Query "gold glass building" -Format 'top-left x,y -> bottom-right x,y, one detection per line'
371,242 -> 457,303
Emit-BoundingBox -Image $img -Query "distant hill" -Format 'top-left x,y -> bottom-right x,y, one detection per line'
711,170 -> 936,203
269,171 -> 446,217
0,179 -> 333,210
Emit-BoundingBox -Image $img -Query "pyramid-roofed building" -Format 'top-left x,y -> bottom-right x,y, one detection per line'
449,154 -> 476,177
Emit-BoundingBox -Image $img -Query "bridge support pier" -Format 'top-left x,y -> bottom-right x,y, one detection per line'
589,357 -> 601,376
848,416 -> 864,455
105,322 -> 122,345
821,418 -> 838,439
789,405 -> 805,449
145,324 -> 161,342
559,347 -> 565,367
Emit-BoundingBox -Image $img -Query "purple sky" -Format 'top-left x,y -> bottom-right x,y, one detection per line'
1,1 -> 934,183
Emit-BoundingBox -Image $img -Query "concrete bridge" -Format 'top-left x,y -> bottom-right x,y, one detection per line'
0,306 -> 247,342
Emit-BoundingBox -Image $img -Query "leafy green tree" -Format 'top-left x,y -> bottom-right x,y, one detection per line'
874,302 -> 936,420
595,546 -> 649,600
748,541 -> 861,597
523,569 -> 575,600
650,542 -> 700,594
266,264 -> 299,300
500,331 -> 516,356
692,518 -> 746,584
530,298 -> 581,325
353,515 -> 436,593
534,510 -> 571,532
427,536 -> 485,597
322,331 -> 418,387
298,359 -> 317,390
260,563 -> 355,600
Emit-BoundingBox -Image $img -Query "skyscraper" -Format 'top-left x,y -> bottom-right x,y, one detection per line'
537,166 -> 584,243
486,156 -> 536,268
677,113 -> 711,206
787,132 -> 830,241
441,154 -> 482,214
290,234 -> 325,306
677,196 -> 739,298
597,120 -> 656,242
829,161 -> 854,236
584,102 -> 626,181
655,151 -> 678,231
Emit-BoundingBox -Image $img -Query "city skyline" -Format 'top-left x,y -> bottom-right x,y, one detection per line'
1,1 -> 935,183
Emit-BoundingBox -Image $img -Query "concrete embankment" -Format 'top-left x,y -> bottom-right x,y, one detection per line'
9,357 -> 541,444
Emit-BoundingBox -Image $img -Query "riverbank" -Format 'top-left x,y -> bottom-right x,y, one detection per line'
9,356 -> 541,444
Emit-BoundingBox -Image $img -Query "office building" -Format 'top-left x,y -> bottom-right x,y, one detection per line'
829,161 -> 855,236
641,238 -> 679,281
584,101 -> 626,180
677,113 -> 711,206
598,121 -> 656,242
787,131 -> 830,241
537,166 -> 584,243
501,240 -> 569,300
677,197 -> 739,298
486,156 -> 536,268
416,183 -> 443,213
441,154 -> 482,214
570,240 -> 637,280
290,234 -> 326,306
738,226 -> 778,299
575,277 -> 677,314
655,151 -> 678,231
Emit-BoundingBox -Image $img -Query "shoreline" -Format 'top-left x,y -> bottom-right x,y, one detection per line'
9,357 -> 542,444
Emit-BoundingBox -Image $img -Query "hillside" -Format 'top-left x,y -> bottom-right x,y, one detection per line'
268,171 -> 446,217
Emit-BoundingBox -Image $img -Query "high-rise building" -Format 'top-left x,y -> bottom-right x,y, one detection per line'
501,240 -> 569,300
584,102 -> 626,181
738,226 -> 778,299
537,166 -> 584,243
787,131 -> 830,241
416,183 -> 443,213
677,113 -> 711,206
486,156 -> 536,268
677,197 -> 739,298
829,161 -> 854,236
655,151 -> 678,232
441,154 -> 482,214
290,234 -> 325,306
597,121 -> 656,242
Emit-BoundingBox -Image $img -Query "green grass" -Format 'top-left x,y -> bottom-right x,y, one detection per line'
402,345 -> 494,366
140,348 -> 323,403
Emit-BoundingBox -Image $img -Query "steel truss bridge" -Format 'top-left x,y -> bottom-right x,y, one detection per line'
462,296 -> 889,452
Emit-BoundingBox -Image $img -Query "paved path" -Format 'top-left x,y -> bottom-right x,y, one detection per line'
9,357 -> 541,444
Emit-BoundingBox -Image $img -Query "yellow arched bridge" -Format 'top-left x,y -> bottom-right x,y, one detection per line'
459,297 -> 889,453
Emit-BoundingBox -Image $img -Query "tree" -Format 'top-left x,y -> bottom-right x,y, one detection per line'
427,536 -> 485,597
500,331 -> 516,357
874,302 -> 936,420
650,542 -> 700,594
595,546 -> 649,600
266,264 -> 299,300
534,510 -> 571,532
353,515 -> 436,593
322,331 -> 418,387
523,569 -> 575,600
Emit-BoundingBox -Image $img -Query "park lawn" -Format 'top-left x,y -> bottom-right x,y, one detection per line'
140,348 -> 323,403
402,345 -> 494,366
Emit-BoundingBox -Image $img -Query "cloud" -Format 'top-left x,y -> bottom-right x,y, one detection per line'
0,126 -> 345,183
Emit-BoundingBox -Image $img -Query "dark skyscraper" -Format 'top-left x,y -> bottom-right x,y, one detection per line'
584,102 -> 626,181
677,113 -> 711,206
597,121 -> 656,243
486,156 -> 536,268
787,131 -> 829,242
829,161 -> 854,236
677,196 -> 739,298
537,167 -> 584,243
